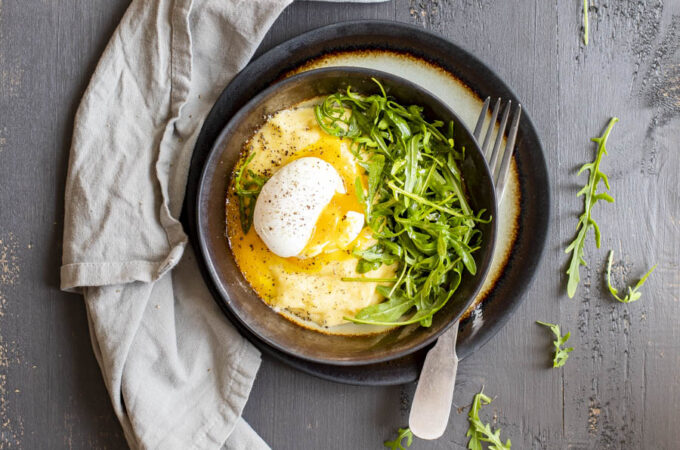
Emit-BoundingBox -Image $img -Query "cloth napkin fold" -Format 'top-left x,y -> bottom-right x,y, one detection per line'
61,0 -> 384,448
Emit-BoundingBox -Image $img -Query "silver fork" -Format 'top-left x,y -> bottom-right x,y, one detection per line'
409,97 -> 522,440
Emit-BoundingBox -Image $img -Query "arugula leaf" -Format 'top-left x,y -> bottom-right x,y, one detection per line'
354,292 -> 415,323
606,250 -> 657,303
385,110 -> 412,140
536,321 -> 574,368
466,389 -> 511,450
356,259 -> 382,274
384,427 -> 413,450
403,134 -> 422,207
365,154 -> 386,221
315,79 -> 488,328
233,152 -> 268,233
583,0 -> 589,45
565,117 -> 618,298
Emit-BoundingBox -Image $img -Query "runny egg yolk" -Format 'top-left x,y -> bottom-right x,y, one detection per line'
300,196 -> 363,257
293,145 -> 366,258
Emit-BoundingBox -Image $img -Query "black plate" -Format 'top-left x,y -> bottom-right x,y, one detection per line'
183,20 -> 549,385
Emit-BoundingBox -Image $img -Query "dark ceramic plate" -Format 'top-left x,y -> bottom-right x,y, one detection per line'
184,20 -> 549,384
196,67 -> 497,366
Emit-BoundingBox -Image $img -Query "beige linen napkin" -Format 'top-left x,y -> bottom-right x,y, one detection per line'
61,0 -> 384,448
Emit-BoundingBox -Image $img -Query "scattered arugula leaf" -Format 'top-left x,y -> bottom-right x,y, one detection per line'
466,389 -> 511,450
565,117 -> 618,298
606,250 -> 657,303
536,321 -> 573,368
583,0 -> 589,45
384,427 -> 413,450
315,79 -> 488,328
233,152 -> 268,233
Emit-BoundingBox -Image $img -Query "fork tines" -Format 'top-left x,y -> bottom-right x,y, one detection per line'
473,97 -> 522,204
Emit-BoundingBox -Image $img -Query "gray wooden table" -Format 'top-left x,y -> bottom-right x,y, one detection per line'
1,1 -> 678,448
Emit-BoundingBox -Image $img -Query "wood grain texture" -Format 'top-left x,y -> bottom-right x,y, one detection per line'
0,0 -> 678,448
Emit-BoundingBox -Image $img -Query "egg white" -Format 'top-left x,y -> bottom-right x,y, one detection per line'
253,157 -> 349,258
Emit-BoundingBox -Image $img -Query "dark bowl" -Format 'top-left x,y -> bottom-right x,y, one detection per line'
196,67 -> 497,366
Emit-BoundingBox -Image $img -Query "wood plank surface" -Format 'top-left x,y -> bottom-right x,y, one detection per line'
0,0 -> 678,448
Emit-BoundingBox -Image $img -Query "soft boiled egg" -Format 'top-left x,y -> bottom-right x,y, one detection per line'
253,157 -> 365,258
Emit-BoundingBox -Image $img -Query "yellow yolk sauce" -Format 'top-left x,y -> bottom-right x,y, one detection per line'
226,100 -> 397,332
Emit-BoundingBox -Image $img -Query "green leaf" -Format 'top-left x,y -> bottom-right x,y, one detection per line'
565,117 -> 618,298
403,134 -> 422,205
449,238 -> 477,276
356,259 -> 382,274
233,152 -> 268,234
354,295 -> 415,323
466,388 -> 511,450
366,154 -> 385,220
593,192 -> 615,203
606,250 -> 657,303
583,0 -> 589,45
384,427 -> 413,450
354,176 -> 366,204
384,110 -> 412,140
536,321 -> 574,368
346,289 -> 452,327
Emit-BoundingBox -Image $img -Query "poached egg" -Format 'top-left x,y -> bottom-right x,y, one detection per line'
253,157 -> 364,258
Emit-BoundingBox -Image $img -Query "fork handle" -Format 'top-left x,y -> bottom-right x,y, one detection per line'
408,321 -> 459,440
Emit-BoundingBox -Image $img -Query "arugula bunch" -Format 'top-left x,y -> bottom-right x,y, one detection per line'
315,80 -> 487,327
466,389 -> 511,450
536,321 -> 573,368
606,251 -> 657,303
565,117 -> 618,298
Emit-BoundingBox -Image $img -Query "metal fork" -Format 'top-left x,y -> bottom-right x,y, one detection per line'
409,97 -> 522,440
